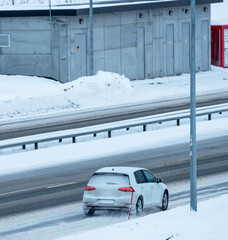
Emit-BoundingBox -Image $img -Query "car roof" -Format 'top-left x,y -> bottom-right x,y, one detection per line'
95,166 -> 146,175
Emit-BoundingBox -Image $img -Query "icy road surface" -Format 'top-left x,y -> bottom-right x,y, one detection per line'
0,172 -> 227,240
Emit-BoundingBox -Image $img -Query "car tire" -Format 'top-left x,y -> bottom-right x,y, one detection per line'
136,197 -> 143,215
161,191 -> 169,211
84,208 -> 95,216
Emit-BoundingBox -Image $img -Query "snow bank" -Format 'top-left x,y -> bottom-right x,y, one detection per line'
1,67 -> 228,122
1,66 -> 228,121
0,74 -> 60,100
57,193 -> 228,240
0,71 -> 134,120
62,71 -> 134,108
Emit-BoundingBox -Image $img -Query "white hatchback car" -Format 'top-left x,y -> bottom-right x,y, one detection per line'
83,167 -> 169,216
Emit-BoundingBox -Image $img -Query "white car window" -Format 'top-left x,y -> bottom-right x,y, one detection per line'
88,173 -> 130,185
134,170 -> 147,184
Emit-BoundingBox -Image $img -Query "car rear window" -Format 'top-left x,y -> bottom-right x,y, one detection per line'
88,173 -> 130,185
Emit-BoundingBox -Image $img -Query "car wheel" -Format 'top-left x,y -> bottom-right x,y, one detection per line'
84,208 -> 95,216
136,197 -> 143,215
161,191 -> 168,211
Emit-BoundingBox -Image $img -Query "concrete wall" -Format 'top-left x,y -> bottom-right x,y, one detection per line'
0,4 -> 211,83
0,17 -> 52,78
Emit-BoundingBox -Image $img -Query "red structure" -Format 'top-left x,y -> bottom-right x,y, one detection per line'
211,24 -> 228,68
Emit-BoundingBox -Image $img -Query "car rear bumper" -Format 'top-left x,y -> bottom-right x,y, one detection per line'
83,204 -> 131,212
83,201 -> 135,213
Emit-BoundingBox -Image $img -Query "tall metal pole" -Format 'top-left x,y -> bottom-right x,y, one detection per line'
49,0 -> 53,79
190,0 -> 197,211
89,0 -> 94,76
49,0 -> 52,22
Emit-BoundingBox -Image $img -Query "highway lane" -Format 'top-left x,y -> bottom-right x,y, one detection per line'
0,135 -> 228,217
1,91 -> 228,140
0,178 -> 228,240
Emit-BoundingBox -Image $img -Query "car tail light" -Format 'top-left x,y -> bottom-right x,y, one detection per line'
85,186 -> 96,191
118,187 -> 135,192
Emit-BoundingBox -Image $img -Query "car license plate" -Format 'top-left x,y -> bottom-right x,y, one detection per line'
97,199 -> 115,205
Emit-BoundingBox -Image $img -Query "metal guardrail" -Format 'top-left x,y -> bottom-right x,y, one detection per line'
0,103 -> 228,151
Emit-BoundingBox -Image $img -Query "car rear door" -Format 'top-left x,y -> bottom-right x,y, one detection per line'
134,170 -> 151,207
142,170 -> 162,205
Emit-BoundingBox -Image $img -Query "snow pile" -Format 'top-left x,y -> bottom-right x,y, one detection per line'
0,71 -> 134,120
63,71 -> 134,107
0,66 -> 228,121
57,194 -> 228,240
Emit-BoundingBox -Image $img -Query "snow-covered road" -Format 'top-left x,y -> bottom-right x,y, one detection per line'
0,49 -> 228,240
0,172 -> 227,240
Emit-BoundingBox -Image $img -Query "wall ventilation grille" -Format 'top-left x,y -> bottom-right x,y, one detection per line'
0,34 -> 10,47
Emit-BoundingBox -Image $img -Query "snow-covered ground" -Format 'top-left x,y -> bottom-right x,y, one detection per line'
1,66 -> 228,122
1,171 -> 227,240
0,68 -> 228,239
1,62 -> 228,239
58,193 -> 228,240
1,2 -> 228,239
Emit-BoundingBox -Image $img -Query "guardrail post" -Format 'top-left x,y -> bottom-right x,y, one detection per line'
208,114 -> 211,121
93,133 -> 97,137
34,143 -> 38,150
177,119 -> 180,126
22,145 -> 26,150
143,125 -> 146,132
72,137 -> 76,143
126,127 -> 129,131
59,139 -> 62,143
108,131 -> 111,138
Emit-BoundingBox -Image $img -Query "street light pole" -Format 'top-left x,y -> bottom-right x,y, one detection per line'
89,0 -> 94,76
190,0 -> 197,211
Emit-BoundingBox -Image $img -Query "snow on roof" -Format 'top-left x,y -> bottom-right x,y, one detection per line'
96,167 -> 145,174
211,0 -> 228,25
0,0 -> 170,11
0,0 -> 222,17
0,0 -> 174,10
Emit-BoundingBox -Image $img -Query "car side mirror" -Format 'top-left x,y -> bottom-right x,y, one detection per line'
156,178 -> 163,183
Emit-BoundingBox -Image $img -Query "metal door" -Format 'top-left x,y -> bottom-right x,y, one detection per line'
182,23 -> 190,73
166,24 -> 174,76
201,20 -> 209,71
75,34 -> 86,79
224,29 -> 228,67
137,28 -> 145,80
211,29 -> 220,66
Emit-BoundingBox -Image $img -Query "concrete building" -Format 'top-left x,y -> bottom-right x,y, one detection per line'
0,0 -> 222,83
